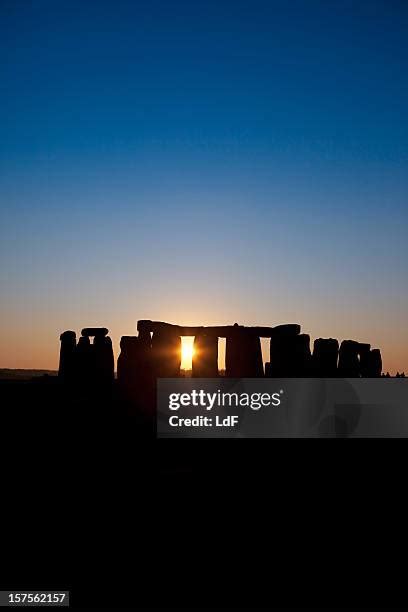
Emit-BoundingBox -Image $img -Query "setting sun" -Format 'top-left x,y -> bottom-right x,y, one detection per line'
181,337 -> 195,370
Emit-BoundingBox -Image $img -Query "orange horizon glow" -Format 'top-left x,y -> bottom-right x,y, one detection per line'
0,314 -> 406,376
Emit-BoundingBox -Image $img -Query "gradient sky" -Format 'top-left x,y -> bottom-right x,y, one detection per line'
1,0 -> 407,372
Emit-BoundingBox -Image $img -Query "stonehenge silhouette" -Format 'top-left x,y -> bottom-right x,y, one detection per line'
59,320 -> 384,402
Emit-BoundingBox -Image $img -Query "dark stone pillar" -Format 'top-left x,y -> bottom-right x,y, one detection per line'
225,334 -> 242,377
226,329 -> 263,377
292,334 -> 312,376
312,338 -> 339,377
358,343 -> 372,377
249,336 -> 264,377
77,327 -> 113,387
192,335 -> 218,377
58,330 -> 76,382
368,349 -> 382,377
75,335 -> 93,385
338,340 -> 360,377
118,336 -> 152,384
118,336 -> 134,388
151,330 -> 181,377
117,335 -> 154,407
138,328 -> 152,348
268,326 -> 301,377
94,334 -> 114,385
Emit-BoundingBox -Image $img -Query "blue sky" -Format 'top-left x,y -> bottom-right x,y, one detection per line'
0,0 -> 407,371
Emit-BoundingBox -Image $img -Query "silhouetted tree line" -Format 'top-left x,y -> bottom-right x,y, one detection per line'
383,372 -> 406,377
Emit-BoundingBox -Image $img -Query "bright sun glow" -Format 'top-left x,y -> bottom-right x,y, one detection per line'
181,338 -> 195,370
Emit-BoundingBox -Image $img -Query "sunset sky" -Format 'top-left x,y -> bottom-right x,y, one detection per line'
1,0 -> 407,373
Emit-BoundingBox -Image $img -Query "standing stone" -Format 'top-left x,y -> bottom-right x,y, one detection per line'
248,335 -> 264,377
312,338 -> 339,377
268,327 -> 301,377
292,334 -> 312,376
117,336 -> 152,384
58,330 -> 76,382
151,330 -> 181,377
138,328 -> 152,348
117,335 -> 154,404
94,335 -> 114,385
226,328 -> 263,377
338,340 -> 360,377
358,343 -> 372,377
368,349 -> 382,377
192,335 -> 218,377
75,335 -> 94,385
118,336 -> 137,387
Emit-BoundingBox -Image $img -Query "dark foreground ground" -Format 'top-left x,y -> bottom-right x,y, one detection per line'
1,377 -> 406,609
